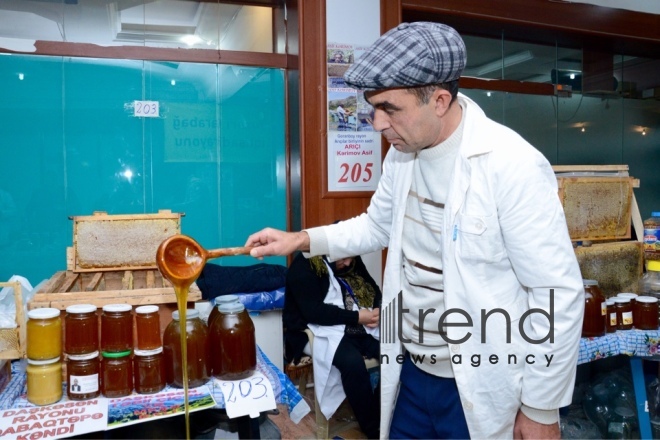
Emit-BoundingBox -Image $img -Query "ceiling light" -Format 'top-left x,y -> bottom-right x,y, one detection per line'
171,80 -> 176,86
180,35 -> 202,46
467,50 -> 534,77
18,73 -> 24,80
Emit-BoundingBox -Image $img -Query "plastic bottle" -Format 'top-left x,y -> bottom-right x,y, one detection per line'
640,261 -> 660,327
643,212 -> 660,259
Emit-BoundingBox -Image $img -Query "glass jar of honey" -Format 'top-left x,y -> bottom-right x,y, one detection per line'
135,305 -> 161,350
27,357 -> 62,405
582,280 -> 606,338
605,299 -> 617,333
101,350 -> 133,397
27,308 -> 62,360
614,297 -> 634,330
134,347 -> 165,394
67,351 -> 100,400
618,293 -> 638,325
65,304 -> 98,355
163,309 -> 210,388
208,294 -> 240,328
634,296 -> 659,330
101,304 -> 133,353
209,300 -> 256,380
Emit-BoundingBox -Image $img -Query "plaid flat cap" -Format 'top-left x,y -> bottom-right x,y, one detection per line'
344,22 -> 466,90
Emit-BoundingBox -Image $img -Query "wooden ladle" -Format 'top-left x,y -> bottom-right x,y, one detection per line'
156,234 -> 253,286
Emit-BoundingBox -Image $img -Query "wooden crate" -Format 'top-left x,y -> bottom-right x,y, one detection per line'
574,241 -> 645,297
0,281 -> 25,360
29,269 -> 202,310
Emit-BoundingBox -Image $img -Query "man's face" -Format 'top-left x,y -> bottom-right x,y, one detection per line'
334,257 -> 353,270
365,88 -> 447,154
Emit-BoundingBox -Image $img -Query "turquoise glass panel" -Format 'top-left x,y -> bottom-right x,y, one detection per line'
0,55 -> 285,284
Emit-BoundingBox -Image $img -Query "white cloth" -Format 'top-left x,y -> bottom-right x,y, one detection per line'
306,93 -> 584,439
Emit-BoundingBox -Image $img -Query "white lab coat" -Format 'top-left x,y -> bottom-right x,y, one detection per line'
307,94 -> 584,438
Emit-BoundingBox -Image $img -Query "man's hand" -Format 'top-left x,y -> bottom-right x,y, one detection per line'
245,228 -> 309,259
358,308 -> 380,327
513,409 -> 560,440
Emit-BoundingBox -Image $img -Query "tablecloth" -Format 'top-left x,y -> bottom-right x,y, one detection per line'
578,329 -> 660,364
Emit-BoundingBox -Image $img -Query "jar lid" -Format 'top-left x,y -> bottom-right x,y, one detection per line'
648,261 -> 660,272
637,296 -> 658,303
617,292 -> 638,299
28,308 -> 60,320
218,301 -> 245,314
103,304 -> 132,313
171,309 -> 199,321
28,357 -> 60,365
215,294 -> 239,305
583,279 -> 599,286
102,350 -> 132,358
613,297 -> 630,304
135,305 -> 159,314
66,304 -> 96,314
605,299 -> 615,305
67,351 -> 100,361
614,406 -> 635,417
134,347 -> 163,356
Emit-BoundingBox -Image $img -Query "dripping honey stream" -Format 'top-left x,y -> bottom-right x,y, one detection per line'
156,234 -> 253,440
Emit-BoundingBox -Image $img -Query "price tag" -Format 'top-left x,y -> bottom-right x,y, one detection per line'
215,372 -> 276,418
133,100 -> 160,117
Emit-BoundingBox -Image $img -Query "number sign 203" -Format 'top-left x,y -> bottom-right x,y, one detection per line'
133,100 -> 159,118
217,372 -> 276,418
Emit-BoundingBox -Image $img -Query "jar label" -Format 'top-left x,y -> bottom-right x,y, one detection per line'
601,302 -> 606,316
644,227 -> 660,253
69,374 -> 99,394
609,313 -> 617,326
622,311 -> 633,325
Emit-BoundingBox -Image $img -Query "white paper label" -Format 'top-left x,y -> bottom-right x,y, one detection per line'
69,374 -> 99,394
215,372 -> 276,418
134,100 -> 159,117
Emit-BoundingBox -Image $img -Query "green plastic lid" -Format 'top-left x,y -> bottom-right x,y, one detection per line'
102,350 -> 132,358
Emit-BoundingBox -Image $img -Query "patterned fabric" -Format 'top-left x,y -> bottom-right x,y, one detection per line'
578,329 -> 660,364
343,22 -> 466,90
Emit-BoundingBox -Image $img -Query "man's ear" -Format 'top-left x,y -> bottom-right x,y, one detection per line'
433,88 -> 453,116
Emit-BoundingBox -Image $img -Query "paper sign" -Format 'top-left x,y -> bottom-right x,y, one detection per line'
133,100 -> 159,117
327,131 -> 381,192
0,399 -> 108,440
215,372 -> 276,418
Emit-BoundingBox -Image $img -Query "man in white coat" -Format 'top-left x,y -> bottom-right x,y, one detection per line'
246,22 -> 584,439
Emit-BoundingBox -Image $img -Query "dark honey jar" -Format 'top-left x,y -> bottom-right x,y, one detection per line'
163,309 -> 210,388
605,299 -> 617,333
67,351 -> 100,400
618,293 -> 638,325
65,304 -> 98,355
208,294 -> 240,328
614,297 -> 634,330
134,347 -> 165,394
209,301 -> 256,380
135,305 -> 161,351
582,279 -> 606,338
101,350 -> 133,398
634,296 -> 659,330
101,304 -> 133,353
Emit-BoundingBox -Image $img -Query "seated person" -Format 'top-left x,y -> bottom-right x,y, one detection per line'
284,252 -> 381,439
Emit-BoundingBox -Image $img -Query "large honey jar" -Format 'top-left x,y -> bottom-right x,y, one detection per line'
581,279 -> 606,338
101,304 -> 133,353
101,350 -> 133,397
27,357 -> 62,406
209,300 -> 256,380
67,351 -> 100,400
27,308 -> 62,360
163,309 -> 210,388
134,347 -> 166,394
635,296 -> 659,330
135,305 -> 161,351
208,294 -> 241,328
65,304 -> 98,355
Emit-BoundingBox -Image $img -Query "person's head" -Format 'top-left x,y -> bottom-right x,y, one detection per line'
333,50 -> 344,63
343,22 -> 466,153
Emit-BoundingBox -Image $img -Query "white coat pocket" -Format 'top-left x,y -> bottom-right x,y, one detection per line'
456,213 -> 505,264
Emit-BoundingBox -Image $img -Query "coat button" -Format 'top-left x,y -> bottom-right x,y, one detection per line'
475,222 -> 484,231
451,345 -> 460,353
464,402 -> 474,410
